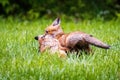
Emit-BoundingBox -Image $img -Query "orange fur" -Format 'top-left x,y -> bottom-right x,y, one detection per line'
45,18 -> 110,53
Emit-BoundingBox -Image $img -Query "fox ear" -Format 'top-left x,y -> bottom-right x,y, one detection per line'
52,17 -> 61,26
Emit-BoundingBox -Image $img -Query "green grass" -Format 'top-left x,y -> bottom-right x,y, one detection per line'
0,18 -> 120,80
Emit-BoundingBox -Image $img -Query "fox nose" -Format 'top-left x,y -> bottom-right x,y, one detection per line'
34,36 -> 38,40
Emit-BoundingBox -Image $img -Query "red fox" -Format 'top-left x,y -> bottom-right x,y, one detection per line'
44,18 -> 110,53
34,34 -> 68,58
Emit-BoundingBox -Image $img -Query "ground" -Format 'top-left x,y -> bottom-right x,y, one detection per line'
0,18 -> 120,80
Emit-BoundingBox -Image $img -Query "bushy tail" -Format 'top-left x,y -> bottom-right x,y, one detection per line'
84,35 -> 110,49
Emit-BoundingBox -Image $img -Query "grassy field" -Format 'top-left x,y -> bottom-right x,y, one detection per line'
0,18 -> 120,80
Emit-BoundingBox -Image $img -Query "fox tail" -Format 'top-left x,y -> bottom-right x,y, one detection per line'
84,35 -> 110,49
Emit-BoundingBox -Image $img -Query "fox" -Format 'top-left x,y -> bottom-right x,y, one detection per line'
44,18 -> 110,53
34,34 -> 68,58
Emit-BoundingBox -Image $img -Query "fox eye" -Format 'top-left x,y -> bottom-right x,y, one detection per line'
46,30 -> 48,33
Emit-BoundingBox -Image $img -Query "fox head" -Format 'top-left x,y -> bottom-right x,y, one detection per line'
34,34 -> 53,52
45,18 -> 64,37
34,34 -> 60,52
